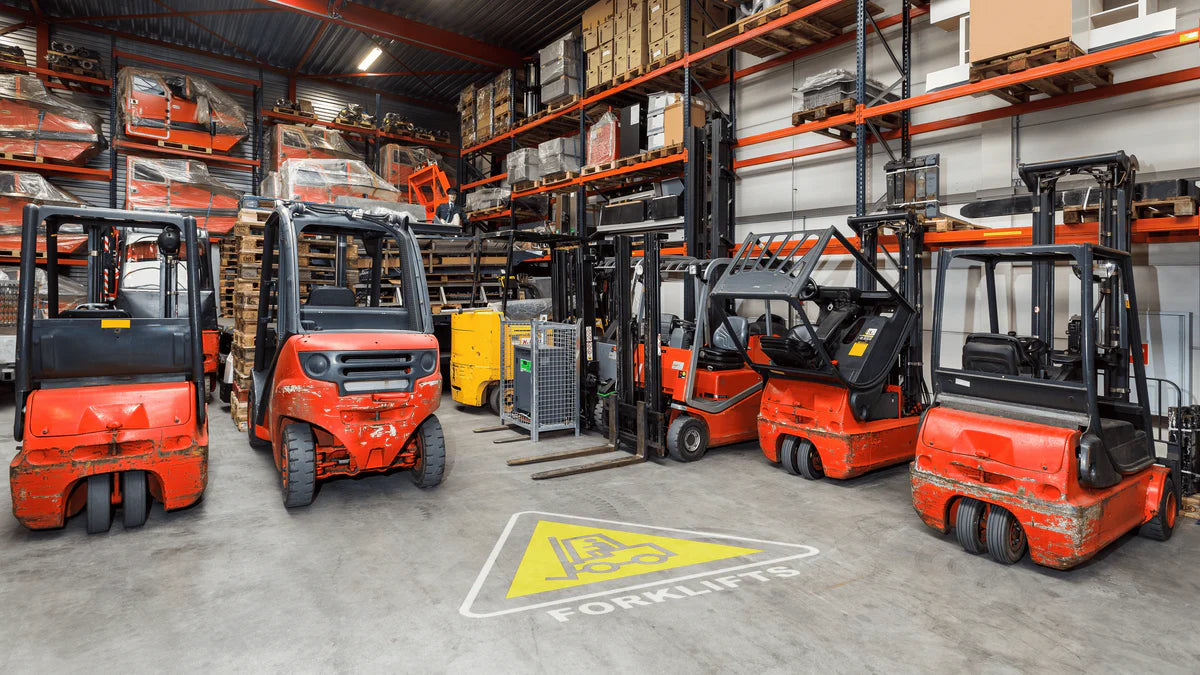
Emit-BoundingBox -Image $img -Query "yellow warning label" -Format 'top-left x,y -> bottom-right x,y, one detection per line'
506,520 -> 762,598
848,342 -> 868,357
101,319 -> 130,329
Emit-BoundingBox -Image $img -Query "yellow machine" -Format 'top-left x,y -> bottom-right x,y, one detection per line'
450,309 -> 502,413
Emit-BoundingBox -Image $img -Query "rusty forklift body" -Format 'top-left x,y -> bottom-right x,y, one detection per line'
245,203 -> 444,507
11,205 -> 208,533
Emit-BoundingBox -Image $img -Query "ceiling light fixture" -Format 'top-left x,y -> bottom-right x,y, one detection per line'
358,47 -> 382,71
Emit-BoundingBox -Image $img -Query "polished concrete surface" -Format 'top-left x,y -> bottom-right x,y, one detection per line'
1,391 -> 1198,673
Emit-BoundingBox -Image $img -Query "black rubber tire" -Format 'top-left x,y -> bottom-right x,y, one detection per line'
219,379 -> 231,405
280,423 -> 317,508
666,415 -> 709,462
796,439 -> 824,481
86,474 -> 113,534
954,497 -> 988,554
410,416 -> 446,488
594,399 -> 610,437
779,436 -> 801,475
121,470 -> 151,529
1139,477 -> 1178,541
985,506 -> 1027,565
487,384 -> 501,416
246,388 -> 271,450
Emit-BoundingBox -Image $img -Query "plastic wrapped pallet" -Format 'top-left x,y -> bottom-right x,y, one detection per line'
466,187 -> 511,212
541,76 -> 580,106
378,144 -> 441,199
795,69 -> 895,110
0,171 -> 86,233
270,123 -> 358,171
539,36 -> 580,105
586,112 -> 619,167
474,83 -> 494,140
0,74 -> 106,165
116,67 -> 247,151
125,156 -> 243,235
538,136 -> 581,175
264,158 -> 401,204
506,147 -> 543,184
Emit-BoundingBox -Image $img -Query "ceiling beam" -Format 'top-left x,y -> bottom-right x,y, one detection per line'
255,0 -> 523,68
52,8 -> 284,23
298,68 -> 498,79
291,21 -> 328,75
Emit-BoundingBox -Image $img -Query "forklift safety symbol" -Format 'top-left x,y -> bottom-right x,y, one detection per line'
460,512 -> 821,619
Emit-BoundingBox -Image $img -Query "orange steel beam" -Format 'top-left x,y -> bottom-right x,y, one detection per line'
0,158 -> 112,180
0,20 -> 30,36
462,174 -> 507,190
113,139 -> 262,168
55,8 -> 283,22
734,65 -> 1200,169
511,151 -> 687,199
0,60 -> 110,87
113,49 -> 262,87
737,25 -> 1200,148
255,0 -> 523,68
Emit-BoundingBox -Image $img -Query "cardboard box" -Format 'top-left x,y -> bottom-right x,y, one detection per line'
583,27 -> 598,51
615,51 -> 628,74
587,59 -> 603,89
648,15 -> 664,42
615,12 -> 629,34
583,0 -> 614,29
969,0 -> 1080,63
599,18 -> 614,45
597,42 -> 614,64
662,28 -> 704,56
599,61 -> 613,83
648,38 -> 667,62
615,34 -> 628,57
629,24 -> 646,54
662,100 -> 705,146
627,1 -> 647,24
647,131 -> 666,150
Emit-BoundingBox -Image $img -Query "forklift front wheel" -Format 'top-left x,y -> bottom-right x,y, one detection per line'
487,385 -> 501,416
247,388 -> 271,450
281,423 -> 317,508
1139,477 -> 1178,541
410,416 -> 446,489
86,474 -> 114,534
667,415 -> 709,462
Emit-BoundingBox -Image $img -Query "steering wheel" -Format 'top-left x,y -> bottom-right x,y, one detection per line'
1019,337 -> 1049,363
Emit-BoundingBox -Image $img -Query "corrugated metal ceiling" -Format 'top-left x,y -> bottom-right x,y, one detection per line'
10,0 -> 598,103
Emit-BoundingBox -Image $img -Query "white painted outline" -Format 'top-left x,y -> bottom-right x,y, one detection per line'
459,511 -> 820,619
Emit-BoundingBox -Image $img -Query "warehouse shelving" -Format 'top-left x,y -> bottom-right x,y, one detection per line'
261,108 -> 459,154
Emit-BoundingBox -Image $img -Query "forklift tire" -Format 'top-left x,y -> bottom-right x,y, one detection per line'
219,380 -> 231,405
985,506 -> 1027,565
280,423 -> 317,508
246,389 -> 271,450
1139,477 -> 1178,541
779,437 -> 802,475
954,497 -> 988,555
667,415 -> 709,462
594,399 -> 610,437
410,416 -> 446,488
795,439 -> 824,481
122,470 -> 151,529
488,385 -> 501,416
86,474 -> 113,534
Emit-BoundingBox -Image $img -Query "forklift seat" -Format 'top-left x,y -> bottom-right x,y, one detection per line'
713,316 -> 748,352
962,333 -> 1029,375
306,286 -> 356,307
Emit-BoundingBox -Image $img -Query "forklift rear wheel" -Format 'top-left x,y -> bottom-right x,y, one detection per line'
985,506 -> 1027,564
247,389 -> 271,450
594,399 -> 610,437
954,497 -> 988,555
795,439 -> 824,480
488,385 -> 501,416
1139,477 -> 1178,541
280,423 -> 317,508
86,474 -> 113,534
410,416 -> 446,488
779,437 -> 802,475
122,470 -> 151,529
667,415 -> 709,462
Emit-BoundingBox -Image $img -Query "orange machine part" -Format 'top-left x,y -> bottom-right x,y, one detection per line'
408,164 -> 450,221
757,379 -> 920,479
0,100 -> 103,164
910,405 -> 1171,569
252,331 -> 442,481
11,381 -> 208,529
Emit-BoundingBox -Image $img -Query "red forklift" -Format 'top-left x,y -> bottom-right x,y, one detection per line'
245,203 -> 445,507
10,205 -> 208,533
707,214 -> 926,480
911,152 -> 1178,568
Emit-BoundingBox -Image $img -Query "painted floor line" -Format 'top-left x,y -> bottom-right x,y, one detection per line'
459,510 -> 820,619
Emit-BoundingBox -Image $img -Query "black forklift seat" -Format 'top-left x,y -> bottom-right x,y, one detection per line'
306,286 -> 355,307
963,333 -> 1030,375
699,316 -> 748,371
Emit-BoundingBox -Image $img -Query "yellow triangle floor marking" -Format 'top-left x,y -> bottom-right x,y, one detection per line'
506,519 -> 763,598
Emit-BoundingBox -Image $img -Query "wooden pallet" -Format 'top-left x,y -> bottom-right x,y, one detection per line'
643,144 -> 684,161
1063,196 -> 1199,224
157,140 -> 212,154
791,97 -> 902,141
920,215 -> 984,233
581,155 -> 641,176
707,0 -> 880,58
271,106 -> 317,122
466,205 -> 508,219
333,117 -> 376,130
526,95 -> 579,123
970,40 -> 1111,104
537,171 -> 579,189
510,180 -> 538,193
0,151 -> 43,163
1183,495 -> 1200,520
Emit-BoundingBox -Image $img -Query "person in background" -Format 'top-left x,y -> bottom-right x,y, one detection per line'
435,187 -> 465,227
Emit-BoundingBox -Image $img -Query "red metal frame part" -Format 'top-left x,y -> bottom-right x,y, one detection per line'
113,140 -> 261,169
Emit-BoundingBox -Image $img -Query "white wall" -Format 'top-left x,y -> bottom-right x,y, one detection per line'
721,0 -> 1200,402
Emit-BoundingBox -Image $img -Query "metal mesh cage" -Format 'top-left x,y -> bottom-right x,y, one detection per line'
499,319 -> 580,441
0,278 -> 17,327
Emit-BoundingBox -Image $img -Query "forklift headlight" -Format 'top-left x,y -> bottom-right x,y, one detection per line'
419,352 -> 436,373
304,353 -> 331,376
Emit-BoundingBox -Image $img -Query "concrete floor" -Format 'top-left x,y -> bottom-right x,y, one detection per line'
1,390 -> 1198,673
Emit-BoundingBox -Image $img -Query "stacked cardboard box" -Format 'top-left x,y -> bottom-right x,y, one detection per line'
459,84 -> 476,147
475,82 -> 495,142
540,36 -> 580,105
584,0 -> 726,89
492,68 -> 524,135
647,91 -> 706,150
